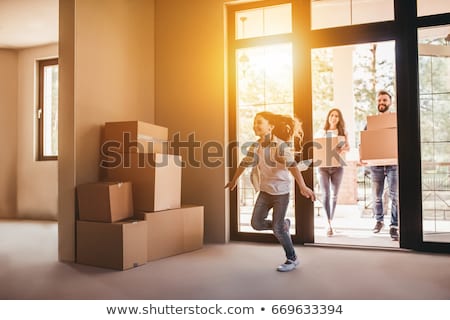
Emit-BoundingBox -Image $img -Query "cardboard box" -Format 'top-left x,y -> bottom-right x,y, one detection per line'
360,128 -> 398,165
313,136 -> 346,167
182,206 -> 204,252
367,112 -> 397,130
103,153 -> 182,212
103,121 -> 168,154
77,182 -> 133,222
76,220 -> 147,270
136,205 -> 204,261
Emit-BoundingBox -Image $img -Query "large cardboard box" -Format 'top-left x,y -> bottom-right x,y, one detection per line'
313,136 -> 346,167
76,220 -> 147,270
136,205 -> 204,261
366,112 -> 397,130
103,121 -> 168,154
77,182 -> 133,222
103,153 -> 182,212
360,128 -> 398,165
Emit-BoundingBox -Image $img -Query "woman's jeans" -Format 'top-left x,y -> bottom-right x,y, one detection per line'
370,165 -> 398,227
251,191 -> 295,260
318,167 -> 344,221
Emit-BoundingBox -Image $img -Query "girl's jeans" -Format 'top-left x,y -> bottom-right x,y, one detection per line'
318,166 -> 344,221
251,191 -> 295,260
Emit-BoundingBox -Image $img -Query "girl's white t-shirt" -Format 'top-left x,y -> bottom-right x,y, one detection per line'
256,136 -> 294,195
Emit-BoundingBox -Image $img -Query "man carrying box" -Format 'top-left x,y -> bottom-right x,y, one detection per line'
363,90 -> 399,241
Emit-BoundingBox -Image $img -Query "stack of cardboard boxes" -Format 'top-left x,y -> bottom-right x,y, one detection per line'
360,113 -> 398,166
76,181 -> 148,270
76,121 -> 204,270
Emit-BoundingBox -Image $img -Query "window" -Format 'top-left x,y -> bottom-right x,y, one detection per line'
418,25 -> 450,243
38,58 -> 59,161
311,0 -> 394,30
417,0 -> 450,17
229,2 -> 296,237
235,4 -> 292,39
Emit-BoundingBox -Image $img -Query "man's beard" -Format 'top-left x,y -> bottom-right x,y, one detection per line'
378,104 -> 389,113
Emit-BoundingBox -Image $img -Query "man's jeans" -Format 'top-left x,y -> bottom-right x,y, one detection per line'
251,191 -> 295,260
371,165 -> 398,227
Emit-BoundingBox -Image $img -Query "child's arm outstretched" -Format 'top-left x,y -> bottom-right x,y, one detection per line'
224,166 -> 246,191
225,142 -> 258,191
288,166 -> 316,201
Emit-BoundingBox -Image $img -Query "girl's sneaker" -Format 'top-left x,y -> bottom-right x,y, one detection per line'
276,258 -> 299,272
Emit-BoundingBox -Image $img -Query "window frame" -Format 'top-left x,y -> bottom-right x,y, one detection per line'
37,58 -> 59,161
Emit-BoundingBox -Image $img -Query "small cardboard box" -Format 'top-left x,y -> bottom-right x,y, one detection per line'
76,219 -> 147,270
360,128 -> 398,165
136,205 -> 204,262
102,121 -> 168,154
367,112 -> 397,130
103,153 -> 182,212
313,136 -> 346,167
77,182 -> 133,222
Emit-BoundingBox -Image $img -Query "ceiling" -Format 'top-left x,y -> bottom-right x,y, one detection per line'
0,0 -> 447,49
0,0 -> 58,49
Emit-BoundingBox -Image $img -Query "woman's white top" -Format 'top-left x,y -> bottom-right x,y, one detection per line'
315,128 -> 341,138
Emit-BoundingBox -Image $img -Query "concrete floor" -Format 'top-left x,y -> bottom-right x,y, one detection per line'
0,219 -> 449,300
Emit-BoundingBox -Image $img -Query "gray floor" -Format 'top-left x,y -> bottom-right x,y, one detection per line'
1,219 -> 450,300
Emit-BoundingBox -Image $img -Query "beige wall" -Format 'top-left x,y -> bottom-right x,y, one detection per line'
0,50 -> 18,218
59,0 -> 229,260
155,0 -> 228,243
74,0 -> 155,184
59,0 -> 155,261
17,44 -> 59,220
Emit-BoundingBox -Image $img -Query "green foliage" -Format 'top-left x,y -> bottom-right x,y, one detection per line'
311,48 -> 333,134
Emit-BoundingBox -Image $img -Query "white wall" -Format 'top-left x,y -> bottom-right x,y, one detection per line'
17,44 -> 58,220
0,50 -> 18,218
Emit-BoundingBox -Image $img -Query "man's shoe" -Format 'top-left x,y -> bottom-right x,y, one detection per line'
390,227 -> 399,241
373,221 -> 384,233
327,228 -> 333,236
276,258 -> 299,272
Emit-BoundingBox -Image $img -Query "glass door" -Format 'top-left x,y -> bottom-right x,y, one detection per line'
229,2 -> 297,239
310,41 -> 400,247
236,43 -> 295,234
418,25 -> 450,244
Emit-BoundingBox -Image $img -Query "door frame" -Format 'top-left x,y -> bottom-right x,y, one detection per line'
227,0 -> 450,253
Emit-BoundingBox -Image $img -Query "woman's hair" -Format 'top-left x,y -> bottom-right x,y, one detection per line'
255,111 -> 304,151
323,108 -> 346,136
